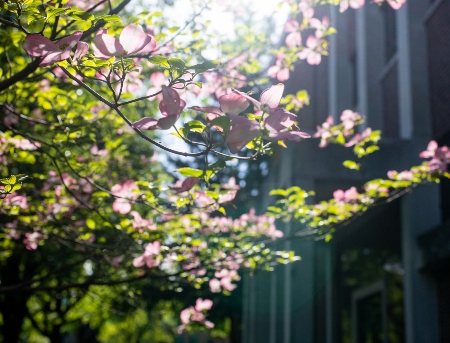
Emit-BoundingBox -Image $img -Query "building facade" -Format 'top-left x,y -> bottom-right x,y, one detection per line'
242,0 -> 450,342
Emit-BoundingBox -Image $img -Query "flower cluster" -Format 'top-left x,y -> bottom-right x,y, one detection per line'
178,298 -> 214,333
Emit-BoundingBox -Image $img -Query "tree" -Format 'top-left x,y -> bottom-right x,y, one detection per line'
0,0 -> 447,341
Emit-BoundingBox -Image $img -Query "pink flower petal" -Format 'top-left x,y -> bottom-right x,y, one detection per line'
159,86 -> 186,116
225,114 -> 261,154
285,19 -> 299,32
218,92 -> 250,115
92,30 -> 125,58
119,24 -> 152,54
264,108 -> 297,133
74,41 -> 89,60
132,117 -> 159,130
260,84 -> 284,109
285,32 -> 302,47
23,34 -> 59,57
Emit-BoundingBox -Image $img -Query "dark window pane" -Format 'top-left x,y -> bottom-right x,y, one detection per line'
427,0 -> 450,140
381,3 -> 397,62
381,63 -> 399,138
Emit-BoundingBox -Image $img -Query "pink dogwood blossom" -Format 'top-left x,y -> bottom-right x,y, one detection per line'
340,0 -> 365,12
130,211 -> 156,231
374,0 -> 406,10
298,0 -> 315,18
387,170 -> 414,181
419,141 -> 450,172
23,32 -> 84,66
233,84 -> 310,145
314,116 -> 334,147
132,86 -> 185,130
209,278 -> 222,293
92,24 -> 156,58
178,298 -> 215,332
333,187 -> 359,203
340,109 -> 361,133
23,232 -> 43,250
298,35 -> 323,65
285,20 -> 302,48
195,298 -> 213,312
344,128 -> 372,147
169,177 -> 199,193
133,241 -> 161,268
110,181 -> 139,214
268,53 -> 290,82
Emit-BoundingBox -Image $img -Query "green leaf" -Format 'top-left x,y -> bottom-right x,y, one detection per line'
47,7 -> 69,19
168,58 -> 185,70
86,218 -> 96,229
208,159 -> 226,171
365,145 -> 379,154
190,60 -> 219,72
98,14 -> 121,22
343,160 -> 360,170
336,133 -> 345,145
1,175 -> 16,185
11,183 -> 22,193
184,120 -> 205,133
177,167 -> 204,178
269,189 -> 287,196
209,116 -> 230,134
149,56 -> 170,68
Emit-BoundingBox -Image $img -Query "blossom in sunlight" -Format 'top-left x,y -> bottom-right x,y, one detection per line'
340,0 -> 365,12
333,187 -> 359,203
218,190 -> 237,204
132,86 -> 186,130
169,177 -> 199,193
3,193 -> 28,209
90,144 -> 108,157
130,211 -> 156,232
387,170 -> 414,181
340,109 -> 362,133
23,32 -> 84,66
268,53 -> 290,82
73,42 -> 89,62
222,177 -> 240,190
23,232 -> 43,250
110,181 -> 139,214
195,298 -> 213,312
92,24 -> 156,58
298,35 -> 323,65
309,16 -> 330,38
314,116 -> 334,147
226,114 -> 261,153
374,0 -> 406,10
344,128 -> 372,147
192,85 -> 309,153
419,141 -> 450,172
298,0 -> 315,19
179,298 -> 215,332
133,241 -> 161,268
209,278 -> 222,293
234,84 -> 310,144
12,138 -> 40,150
284,20 -> 302,48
